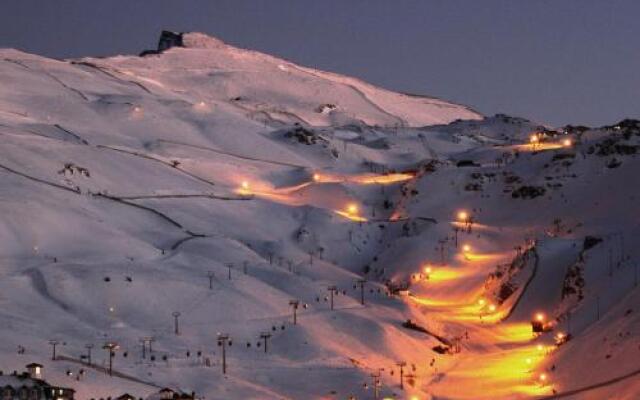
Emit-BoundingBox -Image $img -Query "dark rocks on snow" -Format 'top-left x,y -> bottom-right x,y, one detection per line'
583,236 -> 603,251
284,126 -> 326,145
511,185 -> 546,199
456,160 -> 480,168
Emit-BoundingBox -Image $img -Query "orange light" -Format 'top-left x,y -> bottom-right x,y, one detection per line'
462,244 -> 471,252
478,298 -> 486,306
347,204 -> 359,215
241,181 -> 250,190
488,304 -> 497,312
536,344 -> 544,352
530,134 -> 539,143
424,266 -> 432,274
457,211 -> 469,221
539,373 -> 548,382
313,173 -> 321,181
535,312 -> 545,322
562,138 -> 572,147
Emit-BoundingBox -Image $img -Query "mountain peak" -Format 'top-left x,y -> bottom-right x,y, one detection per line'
150,30 -> 226,54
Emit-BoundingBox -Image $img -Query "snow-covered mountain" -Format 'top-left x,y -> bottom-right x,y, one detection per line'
0,32 -> 638,399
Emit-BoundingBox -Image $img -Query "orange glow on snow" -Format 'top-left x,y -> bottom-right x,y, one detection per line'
312,172 -> 414,185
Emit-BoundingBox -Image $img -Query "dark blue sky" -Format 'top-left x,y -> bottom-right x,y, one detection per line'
1,1 -> 638,126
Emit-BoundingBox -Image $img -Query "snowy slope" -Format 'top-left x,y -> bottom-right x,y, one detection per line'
0,32 -> 639,400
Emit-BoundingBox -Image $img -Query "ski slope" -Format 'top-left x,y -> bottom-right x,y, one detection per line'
0,32 -> 638,399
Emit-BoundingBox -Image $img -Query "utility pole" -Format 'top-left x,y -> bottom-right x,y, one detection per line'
289,300 -> 300,325
327,286 -> 338,310
217,334 -> 232,374
356,279 -> 367,306
370,369 -> 382,400
226,263 -> 233,280
438,239 -> 446,265
48,340 -> 59,361
85,344 -> 93,366
259,332 -> 272,353
207,271 -> 215,290
141,336 -> 155,359
139,338 -> 147,359
397,361 -> 407,390
173,311 -> 182,335
102,342 -> 119,376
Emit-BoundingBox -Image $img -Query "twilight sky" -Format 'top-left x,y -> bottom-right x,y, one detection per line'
1,0 -> 638,127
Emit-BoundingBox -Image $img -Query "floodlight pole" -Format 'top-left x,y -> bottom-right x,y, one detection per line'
328,286 -> 338,310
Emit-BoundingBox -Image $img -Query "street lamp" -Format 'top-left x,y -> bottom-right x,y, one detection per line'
462,244 -> 472,259
102,342 -> 119,376
538,372 -> 548,385
347,203 -> 359,215
532,312 -> 547,333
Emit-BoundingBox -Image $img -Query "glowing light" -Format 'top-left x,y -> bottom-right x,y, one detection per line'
352,172 -> 415,185
488,304 -> 497,312
462,244 -> 471,252
313,173 -> 321,182
109,306 -> 115,313
478,299 -> 486,306
535,312 -> 545,322
525,358 -> 532,365
536,344 -> 544,352
457,210 -> 469,222
562,138 -> 572,147
347,203 -> 359,215
539,373 -> 548,383
424,266 -> 432,274
530,134 -> 539,144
